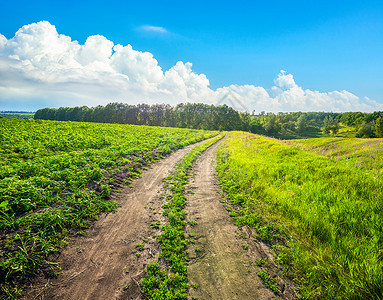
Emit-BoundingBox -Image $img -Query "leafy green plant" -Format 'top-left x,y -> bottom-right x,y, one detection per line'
135,244 -> 145,251
257,271 -> 281,295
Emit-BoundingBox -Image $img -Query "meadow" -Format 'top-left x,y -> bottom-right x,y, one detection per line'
0,119 -> 217,297
216,132 -> 383,299
286,137 -> 383,174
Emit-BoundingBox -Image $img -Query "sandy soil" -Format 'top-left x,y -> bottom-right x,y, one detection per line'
186,140 -> 296,300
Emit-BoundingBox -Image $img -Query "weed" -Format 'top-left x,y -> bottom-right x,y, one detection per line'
135,244 -> 144,251
194,247 -> 202,254
255,259 -> 266,267
150,221 -> 160,229
238,232 -> 248,239
257,271 -> 281,295
188,220 -> 197,226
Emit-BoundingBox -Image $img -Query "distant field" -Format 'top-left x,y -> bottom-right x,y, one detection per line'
0,112 -> 34,119
0,119 -> 217,297
216,132 -> 383,299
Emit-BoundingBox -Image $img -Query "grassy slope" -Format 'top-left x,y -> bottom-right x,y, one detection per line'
0,119 -> 218,298
216,132 -> 383,299
286,137 -> 383,175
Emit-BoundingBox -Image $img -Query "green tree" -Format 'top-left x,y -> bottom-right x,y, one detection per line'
296,114 -> 308,134
375,117 -> 383,138
263,115 -> 281,136
322,116 -> 339,135
356,121 -> 375,138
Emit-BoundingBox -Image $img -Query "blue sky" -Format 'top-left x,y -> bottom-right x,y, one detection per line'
0,0 -> 382,112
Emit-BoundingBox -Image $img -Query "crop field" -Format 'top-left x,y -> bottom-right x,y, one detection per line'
0,119 -> 217,297
216,132 -> 383,299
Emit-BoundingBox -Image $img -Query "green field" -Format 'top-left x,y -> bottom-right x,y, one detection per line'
0,119 -> 217,297
0,113 -> 34,119
1,118 -> 383,299
216,132 -> 383,299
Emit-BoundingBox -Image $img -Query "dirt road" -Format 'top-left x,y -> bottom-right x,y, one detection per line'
25,136 -> 295,300
24,140 -> 208,300
186,140 -> 289,299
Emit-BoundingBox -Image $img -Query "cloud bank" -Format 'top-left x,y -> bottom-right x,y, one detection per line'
0,21 -> 381,112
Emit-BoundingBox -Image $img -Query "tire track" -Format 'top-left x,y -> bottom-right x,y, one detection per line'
186,140 -> 281,300
23,139 -> 213,300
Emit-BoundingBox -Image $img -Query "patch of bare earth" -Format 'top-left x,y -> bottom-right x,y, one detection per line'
186,140 -> 297,300
22,140 -> 209,300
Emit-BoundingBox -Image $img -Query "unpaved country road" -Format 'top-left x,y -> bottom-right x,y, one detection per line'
186,140 -> 283,300
23,139 -> 212,300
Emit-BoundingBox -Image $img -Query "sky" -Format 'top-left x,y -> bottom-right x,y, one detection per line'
0,0 -> 382,113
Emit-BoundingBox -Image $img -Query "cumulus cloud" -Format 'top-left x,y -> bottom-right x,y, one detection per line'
0,21 -> 382,112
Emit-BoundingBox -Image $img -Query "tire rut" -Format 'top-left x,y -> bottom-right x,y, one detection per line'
186,139 -> 283,300
23,139 -> 212,300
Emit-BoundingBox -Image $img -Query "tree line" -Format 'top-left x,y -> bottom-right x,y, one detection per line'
250,111 -> 383,138
34,103 -> 383,138
34,102 -> 251,131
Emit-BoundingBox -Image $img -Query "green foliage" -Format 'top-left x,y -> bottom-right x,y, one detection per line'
0,118 -> 217,297
375,117 -> 383,138
141,134 -> 224,299
322,116 -> 340,135
135,244 -> 145,251
34,102 -> 248,131
34,103 -> 383,139
257,271 -> 282,295
263,115 -> 281,136
295,114 -> 307,134
356,121 -> 375,138
216,132 -> 383,299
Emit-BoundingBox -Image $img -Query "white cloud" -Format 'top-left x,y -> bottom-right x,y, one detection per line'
140,25 -> 168,33
0,21 -> 382,112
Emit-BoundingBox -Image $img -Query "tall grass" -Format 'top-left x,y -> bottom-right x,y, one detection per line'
216,132 -> 383,299
286,137 -> 383,175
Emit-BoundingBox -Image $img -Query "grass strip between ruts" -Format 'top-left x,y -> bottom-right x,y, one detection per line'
140,134 -> 225,299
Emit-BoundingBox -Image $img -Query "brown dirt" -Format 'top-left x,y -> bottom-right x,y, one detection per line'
186,140 -> 297,300
22,140 -> 209,300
